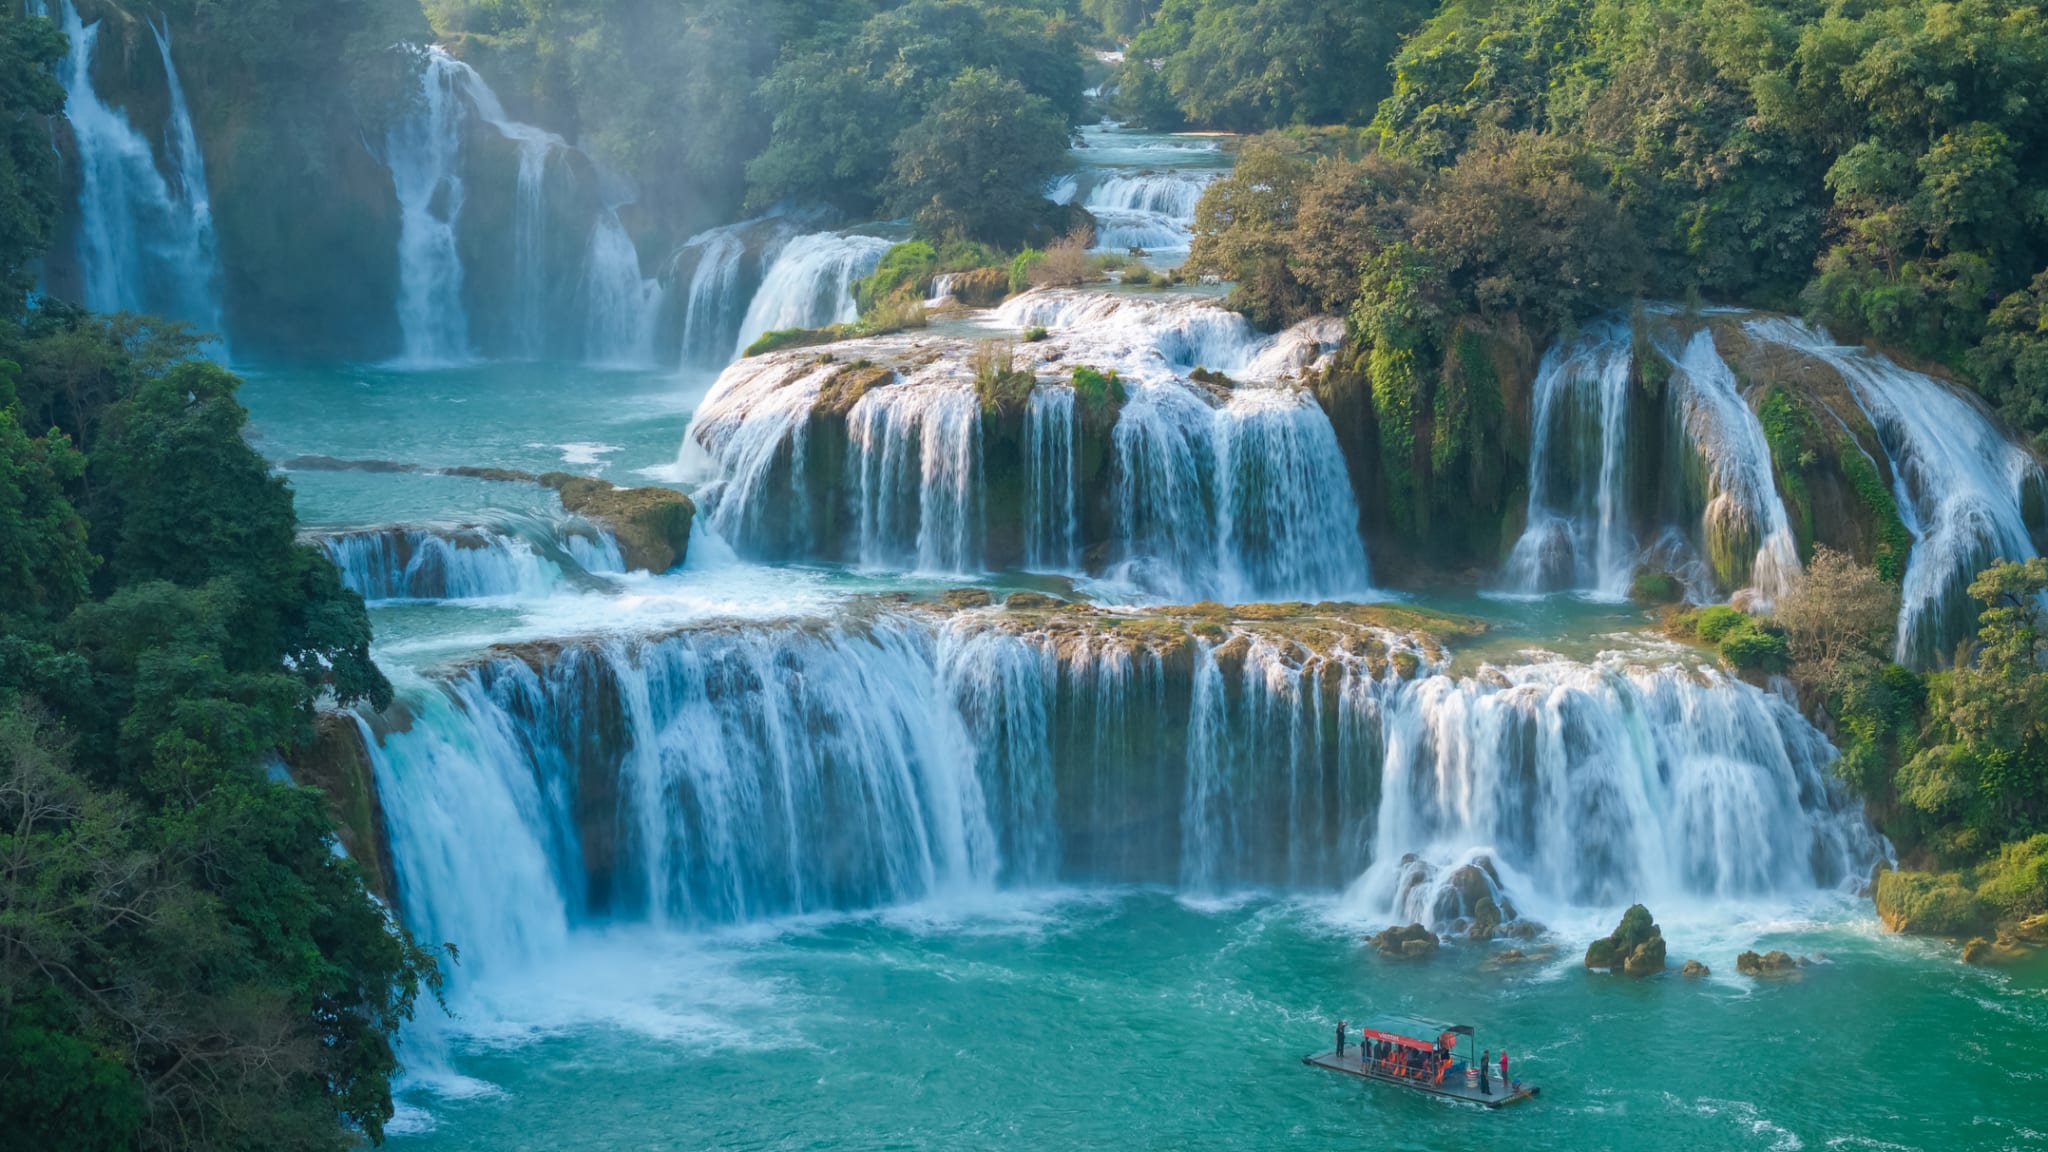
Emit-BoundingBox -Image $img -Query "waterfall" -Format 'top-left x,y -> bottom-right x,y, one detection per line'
1353,655 -> 1881,925
315,524 -> 623,601
733,232 -> 892,356
1024,386 -> 1079,572
145,15 -> 222,339
1180,633 -> 1386,893
369,619 -> 1001,961
49,1 -> 222,332
581,207 -> 663,368
673,223 -> 749,366
689,291 -> 1358,590
1504,322 -> 1636,597
386,47 -> 474,367
993,290 -> 1271,378
850,380 -> 983,574
1083,171 -> 1218,254
1745,318 -> 2044,664
365,609 -> 1881,980
1667,328 -> 1803,607
458,78 -> 564,361
1110,381 -> 1370,602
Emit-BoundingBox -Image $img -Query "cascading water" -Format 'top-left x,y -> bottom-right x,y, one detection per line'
1746,318 -> 2045,664
732,232 -> 892,356
1024,386 -> 1079,573
364,608 -> 1882,979
1665,328 -> 1802,608
1084,171 -> 1217,254
581,206 -> 664,368
49,1 -> 223,333
386,47 -> 474,366
1504,322 -> 1636,597
688,290 -> 1361,595
1353,655 -> 1882,925
1110,381 -> 1370,602
369,619 -> 1002,968
146,15 -> 223,338
850,380 -> 984,575
672,223 -> 750,366
315,524 -> 623,602
457,75 -> 564,360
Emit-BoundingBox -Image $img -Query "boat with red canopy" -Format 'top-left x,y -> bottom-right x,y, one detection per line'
1303,1014 -> 1538,1108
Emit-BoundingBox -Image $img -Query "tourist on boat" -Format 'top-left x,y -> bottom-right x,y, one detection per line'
1479,1050 -> 1491,1095
1337,1020 -> 1347,1058
1500,1049 -> 1509,1084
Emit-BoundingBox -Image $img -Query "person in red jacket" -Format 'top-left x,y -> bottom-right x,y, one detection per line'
1500,1049 -> 1509,1085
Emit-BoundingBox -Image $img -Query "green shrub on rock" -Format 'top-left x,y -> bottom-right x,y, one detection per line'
1692,605 -> 1748,643
1975,834 -> 2048,919
1875,868 -> 1992,936
1584,904 -> 1666,976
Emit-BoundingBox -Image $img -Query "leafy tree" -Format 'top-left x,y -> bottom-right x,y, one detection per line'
1113,0 -> 1432,131
1898,559 -> 2048,854
1971,270 -> 2048,447
0,307 -> 427,1150
0,8 -> 64,305
888,69 -> 1071,246
749,0 -> 1082,218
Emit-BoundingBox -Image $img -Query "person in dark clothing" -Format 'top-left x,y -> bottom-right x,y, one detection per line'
1337,1020 -> 1348,1058
1479,1050 -> 1491,1095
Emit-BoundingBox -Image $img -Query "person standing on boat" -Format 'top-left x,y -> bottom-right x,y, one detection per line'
1500,1049 -> 1509,1086
1337,1020 -> 1348,1059
1479,1050 -> 1491,1095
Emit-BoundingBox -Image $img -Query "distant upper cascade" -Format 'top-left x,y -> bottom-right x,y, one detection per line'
385,46 -> 476,367
382,44 -> 679,368
46,0 -> 224,338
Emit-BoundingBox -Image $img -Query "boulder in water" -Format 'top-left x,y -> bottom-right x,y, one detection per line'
540,473 -> 693,573
942,588 -> 994,609
1468,895 -> 1503,940
1681,959 -> 1710,977
1368,923 -> 1439,960
1584,904 -> 1666,976
1960,937 -> 1993,965
1735,949 -> 1802,977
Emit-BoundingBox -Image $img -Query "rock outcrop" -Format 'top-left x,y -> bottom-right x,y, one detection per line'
539,473 -> 694,574
1735,950 -> 1803,977
1369,923 -> 1440,960
1681,959 -> 1710,977
1584,904 -> 1667,976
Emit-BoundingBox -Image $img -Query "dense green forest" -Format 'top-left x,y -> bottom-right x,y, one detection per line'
2,11 -> 439,1150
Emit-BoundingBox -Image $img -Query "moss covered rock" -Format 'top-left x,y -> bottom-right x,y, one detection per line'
1874,868 -> 1993,937
289,712 -> 395,903
540,473 -> 694,573
1585,904 -> 1666,976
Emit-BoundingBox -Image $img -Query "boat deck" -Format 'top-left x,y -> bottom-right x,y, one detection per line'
1303,1049 -> 1539,1109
